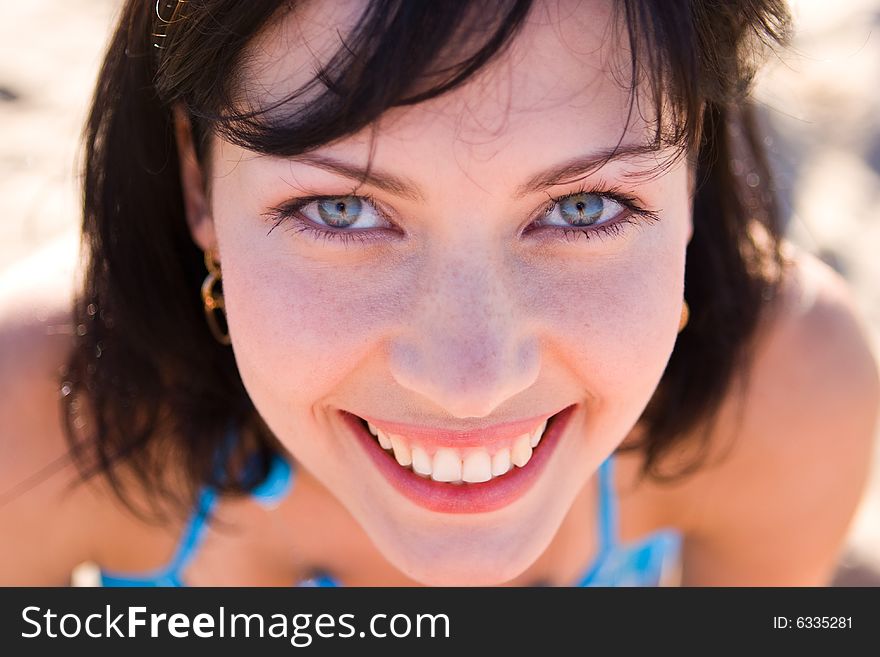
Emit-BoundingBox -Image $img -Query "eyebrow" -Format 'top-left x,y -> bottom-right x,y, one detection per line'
513,142 -> 664,197
292,141 -> 662,201
292,154 -> 423,201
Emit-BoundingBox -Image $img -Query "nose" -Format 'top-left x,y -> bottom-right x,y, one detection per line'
387,245 -> 541,419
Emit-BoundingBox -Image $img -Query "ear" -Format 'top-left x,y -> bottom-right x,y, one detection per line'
173,105 -> 216,253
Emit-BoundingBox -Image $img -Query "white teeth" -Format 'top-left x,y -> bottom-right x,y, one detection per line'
367,421 -> 393,449
530,420 -> 547,448
431,449 -> 462,483
510,434 -> 533,468
366,417 -> 553,483
491,448 -> 511,477
390,435 -> 412,467
376,428 -> 393,450
411,446 -> 432,477
462,451 -> 492,483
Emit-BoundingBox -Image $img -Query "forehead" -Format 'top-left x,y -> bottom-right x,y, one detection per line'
232,0 -> 654,182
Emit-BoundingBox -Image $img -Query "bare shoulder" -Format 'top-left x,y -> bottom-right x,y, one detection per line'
0,234 -> 112,584
670,245 -> 880,584
721,244 -> 880,464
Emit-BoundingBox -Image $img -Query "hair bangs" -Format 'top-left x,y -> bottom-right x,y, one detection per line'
157,0 -> 532,159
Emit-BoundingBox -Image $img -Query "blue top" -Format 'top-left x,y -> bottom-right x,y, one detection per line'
99,430 -> 682,587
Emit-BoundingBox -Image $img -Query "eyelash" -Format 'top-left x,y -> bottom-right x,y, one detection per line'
534,183 -> 660,244
263,185 -> 660,247
264,193 -> 391,247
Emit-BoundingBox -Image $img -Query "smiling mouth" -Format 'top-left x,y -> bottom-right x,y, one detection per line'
352,410 -> 563,485
340,404 -> 577,513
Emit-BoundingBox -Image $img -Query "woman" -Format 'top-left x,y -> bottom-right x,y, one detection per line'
0,0 -> 877,586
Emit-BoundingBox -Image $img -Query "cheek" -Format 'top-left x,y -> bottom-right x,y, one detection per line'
526,227 -> 686,433
219,248 -> 393,416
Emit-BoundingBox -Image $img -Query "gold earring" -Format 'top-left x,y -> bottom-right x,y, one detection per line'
201,249 -> 232,345
678,300 -> 690,333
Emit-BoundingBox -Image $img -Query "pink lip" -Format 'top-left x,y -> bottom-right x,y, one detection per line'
339,404 -> 578,514
356,412 -> 559,451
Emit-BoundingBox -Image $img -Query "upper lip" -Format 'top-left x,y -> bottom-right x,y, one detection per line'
349,407 -> 567,450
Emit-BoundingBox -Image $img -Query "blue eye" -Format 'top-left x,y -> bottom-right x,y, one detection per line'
264,193 -> 393,247
544,192 -> 625,228
317,196 -> 363,227
302,195 -> 388,231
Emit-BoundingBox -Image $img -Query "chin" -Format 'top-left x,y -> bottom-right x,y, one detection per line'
352,497 -> 567,587
387,542 -> 540,587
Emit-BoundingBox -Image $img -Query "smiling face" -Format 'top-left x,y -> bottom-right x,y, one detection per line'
181,0 -> 693,585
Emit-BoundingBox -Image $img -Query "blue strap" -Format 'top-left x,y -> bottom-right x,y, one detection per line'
149,423 -> 240,578
574,454 -> 617,586
162,486 -> 218,578
575,454 -> 685,586
250,454 -> 295,509
99,485 -> 218,587
223,421 -> 295,508
297,573 -> 340,587
597,454 -> 618,551
162,432 -> 295,576
100,423 -> 295,587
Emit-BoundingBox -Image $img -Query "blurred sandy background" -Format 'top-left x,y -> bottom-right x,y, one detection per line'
1,1 -> 878,584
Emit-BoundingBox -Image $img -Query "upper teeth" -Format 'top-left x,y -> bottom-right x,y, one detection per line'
365,419 -> 549,484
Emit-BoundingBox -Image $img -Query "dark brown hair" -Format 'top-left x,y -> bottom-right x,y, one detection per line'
63,0 -> 791,521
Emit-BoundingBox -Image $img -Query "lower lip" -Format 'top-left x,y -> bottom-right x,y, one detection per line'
339,404 -> 577,514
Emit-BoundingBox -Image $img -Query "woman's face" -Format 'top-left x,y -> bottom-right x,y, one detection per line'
190,0 -> 692,585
